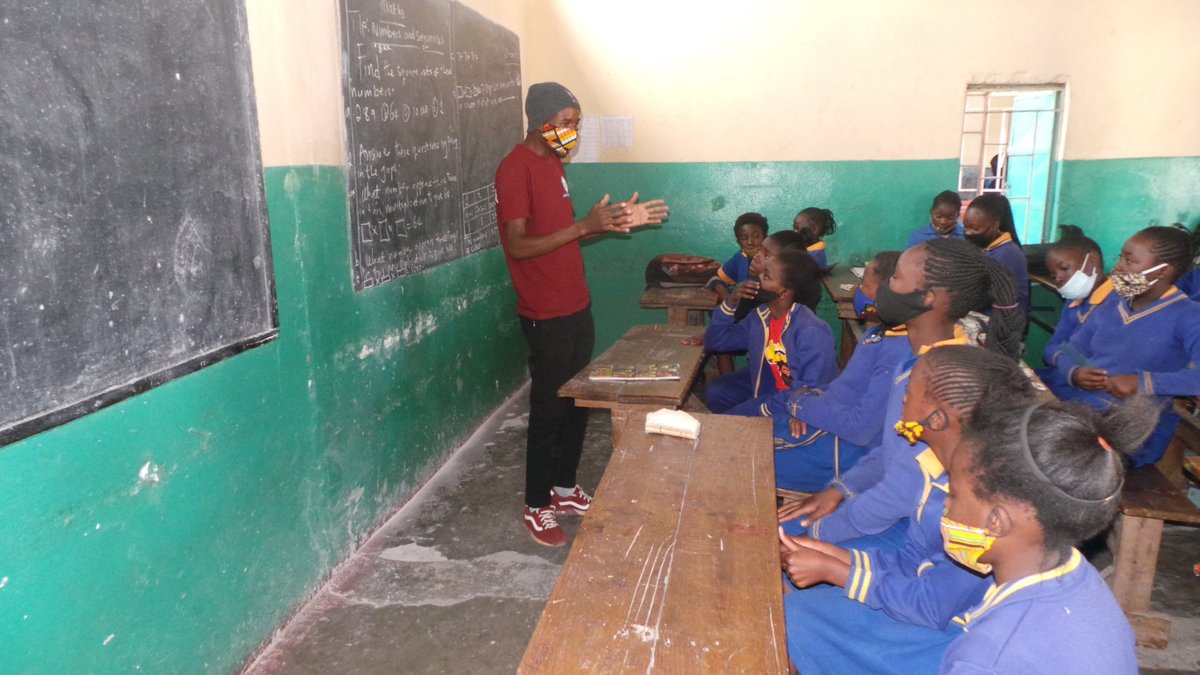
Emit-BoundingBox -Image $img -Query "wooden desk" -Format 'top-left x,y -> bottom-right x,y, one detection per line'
519,412 -> 787,674
559,324 -> 706,441
640,286 -> 718,327
821,267 -> 863,367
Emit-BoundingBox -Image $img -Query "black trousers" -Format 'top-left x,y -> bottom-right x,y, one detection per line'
519,306 -> 594,508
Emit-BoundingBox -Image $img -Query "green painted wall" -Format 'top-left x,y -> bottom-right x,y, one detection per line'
1057,156 -> 1200,261
0,166 -> 526,673
566,160 -> 960,352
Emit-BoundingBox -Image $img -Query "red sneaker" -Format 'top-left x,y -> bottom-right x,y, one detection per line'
522,506 -> 566,547
550,485 -> 592,517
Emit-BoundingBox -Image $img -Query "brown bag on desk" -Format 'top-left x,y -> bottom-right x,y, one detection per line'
645,254 -> 720,289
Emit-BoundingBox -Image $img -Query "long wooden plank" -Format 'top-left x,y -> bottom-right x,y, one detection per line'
559,324 -> 706,408
519,413 -> 786,674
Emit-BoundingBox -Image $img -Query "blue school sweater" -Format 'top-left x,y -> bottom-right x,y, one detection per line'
905,221 -> 965,249
705,301 -> 838,416
982,233 -> 1029,311
843,454 -> 991,629
1041,278 -> 1113,366
940,550 -> 1137,675
1176,268 -> 1200,301
786,325 -> 913,446
716,249 -> 752,287
1047,286 -> 1200,397
809,336 -> 971,543
806,241 -> 828,269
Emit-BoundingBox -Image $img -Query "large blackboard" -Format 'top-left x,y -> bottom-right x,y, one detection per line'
0,1 -> 276,445
339,0 -> 522,289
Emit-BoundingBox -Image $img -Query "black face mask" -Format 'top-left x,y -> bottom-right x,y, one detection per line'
964,233 -> 993,249
875,281 -> 930,327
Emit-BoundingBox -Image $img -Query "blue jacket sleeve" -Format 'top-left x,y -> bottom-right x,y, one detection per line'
1143,302 -> 1200,396
790,337 -> 900,445
704,300 -> 750,354
810,444 -> 922,543
829,443 -> 887,498
845,546 -> 989,630
1041,303 -> 1078,367
1051,305 -> 1103,384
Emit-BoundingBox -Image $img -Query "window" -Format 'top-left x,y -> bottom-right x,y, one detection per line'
958,86 -> 1065,245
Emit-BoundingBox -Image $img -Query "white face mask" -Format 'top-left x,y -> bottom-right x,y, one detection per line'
1057,253 -> 1098,301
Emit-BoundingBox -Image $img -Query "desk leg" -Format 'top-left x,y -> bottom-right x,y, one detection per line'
666,306 -> 688,327
838,319 -> 856,369
1108,513 -> 1171,648
611,407 -> 631,446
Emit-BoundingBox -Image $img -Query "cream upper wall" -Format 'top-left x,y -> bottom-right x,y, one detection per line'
527,0 -> 1200,162
243,0 -> 1199,167
245,0 -> 530,167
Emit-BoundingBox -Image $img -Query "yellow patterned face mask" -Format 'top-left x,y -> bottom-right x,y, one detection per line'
540,124 -> 579,157
894,419 -> 924,444
940,516 -> 996,574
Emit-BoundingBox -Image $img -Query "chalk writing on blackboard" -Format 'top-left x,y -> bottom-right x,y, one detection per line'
339,0 -> 522,289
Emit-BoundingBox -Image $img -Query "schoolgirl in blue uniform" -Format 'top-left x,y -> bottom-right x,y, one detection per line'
772,252 -> 908,492
963,193 -> 1029,311
1040,226 -> 1111,363
711,212 -> 768,294
793,207 -> 837,269
938,397 -> 1151,674
779,347 -> 1040,674
1042,226 -> 1200,465
704,248 -> 838,416
779,239 -> 1026,542
905,190 -> 965,248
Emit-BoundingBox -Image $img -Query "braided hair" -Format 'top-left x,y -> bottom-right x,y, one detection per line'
964,397 -> 1158,551
1136,225 -> 1194,282
921,238 -> 1026,359
796,207 -> 837,237
734,212 -> 769,237
920,345 -> 1038,426
775,247 -> 822,311
967,193 -> 1022,247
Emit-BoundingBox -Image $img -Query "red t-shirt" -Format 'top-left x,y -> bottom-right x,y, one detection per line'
765,314 -> 791,391
494,144 -> 590,320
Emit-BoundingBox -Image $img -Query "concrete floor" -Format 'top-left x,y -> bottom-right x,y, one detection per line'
243,385 -> 1200,674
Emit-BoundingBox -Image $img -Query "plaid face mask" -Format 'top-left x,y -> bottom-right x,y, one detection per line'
540,124 -> 579,158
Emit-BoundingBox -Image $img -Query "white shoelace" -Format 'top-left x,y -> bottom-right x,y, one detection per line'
533,508 -> 559,529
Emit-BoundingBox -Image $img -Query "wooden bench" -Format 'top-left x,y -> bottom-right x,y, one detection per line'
558,324 -> 707,444
1107,404 -> 1200,649
519,412 -> 787,673
639,286 -> 718,327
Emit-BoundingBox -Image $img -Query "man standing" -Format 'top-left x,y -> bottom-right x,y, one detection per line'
495,82 -> 668,546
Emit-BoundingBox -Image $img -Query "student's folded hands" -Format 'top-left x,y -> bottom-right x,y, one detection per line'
779,529 -> 851,588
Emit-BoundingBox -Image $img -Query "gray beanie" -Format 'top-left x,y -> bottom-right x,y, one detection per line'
525,82 -> 580,132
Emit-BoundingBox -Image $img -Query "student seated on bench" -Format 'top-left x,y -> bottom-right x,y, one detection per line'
1042,226 -> 1200,465
905,190 -> 964,248
771,251 -> 907,492
937,397 -> 1151,674
778,239 -> 1026,536
963,193 -> 1029,312
1041,225 -> 1111,364
704,248 -> 837,416
779,347 -> 1038,674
